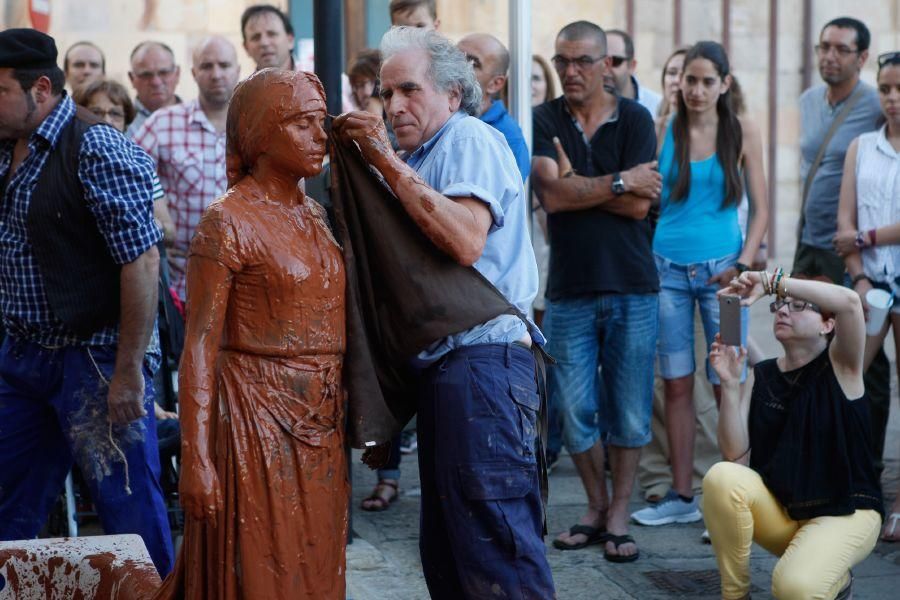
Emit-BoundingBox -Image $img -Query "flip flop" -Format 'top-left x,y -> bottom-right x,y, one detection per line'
603,534 -> 640,563
552,524 -> 609,550
881,512 -> 900,542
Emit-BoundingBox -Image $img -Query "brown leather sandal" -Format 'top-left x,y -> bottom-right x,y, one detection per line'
360,480 -> 399,512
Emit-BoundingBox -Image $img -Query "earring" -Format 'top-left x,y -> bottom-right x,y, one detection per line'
819,331 -> 826,336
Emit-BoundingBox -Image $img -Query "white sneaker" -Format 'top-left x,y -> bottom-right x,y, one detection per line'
631,490 -> 703,526
701,529 -> 711,543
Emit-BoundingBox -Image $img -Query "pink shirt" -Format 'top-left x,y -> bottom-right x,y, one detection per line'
134,100 -> 226,301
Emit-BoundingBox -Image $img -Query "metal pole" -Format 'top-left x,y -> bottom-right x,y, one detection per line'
625,0 -> 635,38
508,0 -> 532,156
768,0 -> 778,257
313,0 -> 343,116
674,0 -> 683,47
801,0 -> 813,92
722,0 -> 731,56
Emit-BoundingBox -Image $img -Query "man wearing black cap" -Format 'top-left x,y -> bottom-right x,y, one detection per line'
0,29 -> 173,576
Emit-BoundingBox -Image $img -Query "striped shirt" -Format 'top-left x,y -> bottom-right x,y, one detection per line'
133,99 -> 227,301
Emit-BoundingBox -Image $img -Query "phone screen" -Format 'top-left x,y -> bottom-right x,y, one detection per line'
718,295 -> 742,347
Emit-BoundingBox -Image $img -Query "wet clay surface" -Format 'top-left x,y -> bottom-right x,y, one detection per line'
0,535 -> 160,599
155,69 -> 349,600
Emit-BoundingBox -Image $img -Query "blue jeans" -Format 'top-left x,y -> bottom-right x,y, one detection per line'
0,337 -> 174,576
417,343 -> 555,599
655,253 -> 748,384
545,293 -> 658,452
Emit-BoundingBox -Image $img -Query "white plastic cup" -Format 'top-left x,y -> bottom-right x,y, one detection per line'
865,288 -> 894,336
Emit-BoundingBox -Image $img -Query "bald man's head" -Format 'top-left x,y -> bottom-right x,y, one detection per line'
458,33 -> 510,113
129,41 -> 181,111
191,36 -> 241,109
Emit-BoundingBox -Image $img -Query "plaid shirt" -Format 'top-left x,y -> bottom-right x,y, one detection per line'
133,99 -> 227,301
0,95 -> 162,362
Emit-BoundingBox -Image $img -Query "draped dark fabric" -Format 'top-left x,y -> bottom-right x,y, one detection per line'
330,139 -> 518,448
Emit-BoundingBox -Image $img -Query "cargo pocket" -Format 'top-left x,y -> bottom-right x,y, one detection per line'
458,463 -> 536,559
509,381 -> 540,457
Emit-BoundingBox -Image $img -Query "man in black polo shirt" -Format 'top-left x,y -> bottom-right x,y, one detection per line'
532,20 -> 661,563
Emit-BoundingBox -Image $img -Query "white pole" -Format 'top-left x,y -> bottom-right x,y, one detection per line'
508,0 -> 532,156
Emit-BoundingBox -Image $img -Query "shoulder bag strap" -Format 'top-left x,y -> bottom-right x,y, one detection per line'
797,86 -> 867,237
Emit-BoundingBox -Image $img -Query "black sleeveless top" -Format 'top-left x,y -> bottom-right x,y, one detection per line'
748,349 -> 883,521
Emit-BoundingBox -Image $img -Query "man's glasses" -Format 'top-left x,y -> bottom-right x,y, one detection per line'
769,299 -> 822,314
133,67 -> 177,81
814,43 -> 859,58
551,54 -> 606,71
878,51 -> 900,68
609,56 -> 630,68
89,107 -> 125,120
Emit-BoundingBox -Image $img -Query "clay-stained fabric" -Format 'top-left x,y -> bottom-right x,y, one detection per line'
330,140 -> 520,448
154,189 -> 348,600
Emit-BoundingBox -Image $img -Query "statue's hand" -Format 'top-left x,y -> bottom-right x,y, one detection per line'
180,455 -> 223,523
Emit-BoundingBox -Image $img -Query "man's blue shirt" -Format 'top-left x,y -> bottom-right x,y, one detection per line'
405,111 -> 543,363
479,99 -> 530,181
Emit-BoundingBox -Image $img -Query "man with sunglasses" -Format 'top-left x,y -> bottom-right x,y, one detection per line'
604,30 -> 661,118
127,41 -> 181,136
531,20 -> 661,563
796,16 -> 889,484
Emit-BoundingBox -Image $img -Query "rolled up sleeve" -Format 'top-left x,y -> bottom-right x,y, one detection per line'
78,125 -> 162,265
435,134 -> 522,233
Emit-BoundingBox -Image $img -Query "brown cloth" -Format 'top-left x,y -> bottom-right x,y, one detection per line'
330,139 -> 519,448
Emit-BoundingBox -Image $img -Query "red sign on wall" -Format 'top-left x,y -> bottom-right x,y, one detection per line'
30,0 -> 51,32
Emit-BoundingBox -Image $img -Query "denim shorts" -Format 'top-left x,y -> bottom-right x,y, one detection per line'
655,253 -> 748,384
545,293 -> 658,452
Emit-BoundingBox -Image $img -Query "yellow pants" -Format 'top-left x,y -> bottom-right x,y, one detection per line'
702,462 -> 881,600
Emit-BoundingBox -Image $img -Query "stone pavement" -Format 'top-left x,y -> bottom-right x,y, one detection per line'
346,299 -> 900,599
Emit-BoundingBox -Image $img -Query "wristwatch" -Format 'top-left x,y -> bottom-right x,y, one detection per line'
611,172 -> 626,195
735,262 -> 751,273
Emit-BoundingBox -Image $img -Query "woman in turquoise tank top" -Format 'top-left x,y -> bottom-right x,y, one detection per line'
630,41 -> 769,527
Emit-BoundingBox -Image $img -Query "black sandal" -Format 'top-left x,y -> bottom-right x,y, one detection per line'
552,524 -> 609,550
603,534 -> 640,563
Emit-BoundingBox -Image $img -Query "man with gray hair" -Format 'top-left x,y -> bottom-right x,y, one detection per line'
335,26 -> 554,599
127,41 -> 181,135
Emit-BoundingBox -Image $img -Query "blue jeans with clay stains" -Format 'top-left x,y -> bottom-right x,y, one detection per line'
417,343 -> 555,600
0,336 -> 174,576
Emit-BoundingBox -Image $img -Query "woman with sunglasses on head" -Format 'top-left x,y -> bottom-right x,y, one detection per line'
704,271 -> 882,600
833,50 -> 900,542
630,41 -> 768,527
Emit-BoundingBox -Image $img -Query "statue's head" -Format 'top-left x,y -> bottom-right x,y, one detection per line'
226,68 -> 327,186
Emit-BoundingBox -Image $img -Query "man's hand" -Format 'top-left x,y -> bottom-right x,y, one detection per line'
552,137 -> 574,178
833,229 -> 867,257
107,365 -> 147,424
621,161 -> 662,199
332,111 -> 395,169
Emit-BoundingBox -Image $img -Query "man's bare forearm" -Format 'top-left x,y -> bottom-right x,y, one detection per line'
115,246 -> 159,373
373,151 -> 489,266
539,173 -> 616,213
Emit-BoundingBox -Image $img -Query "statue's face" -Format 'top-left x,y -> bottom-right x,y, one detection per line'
263,82 -> 328,179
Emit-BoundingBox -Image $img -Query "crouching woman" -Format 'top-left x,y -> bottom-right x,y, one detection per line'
703,270 -> 882,600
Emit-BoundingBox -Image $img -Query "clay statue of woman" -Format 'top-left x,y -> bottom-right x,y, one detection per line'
154,69 -> 349,599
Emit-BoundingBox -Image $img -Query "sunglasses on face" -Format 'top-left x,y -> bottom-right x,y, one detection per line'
769,299 -> 822,314
878,51 -> 900,68
551,54 -> 606,71
609,56 -> 630,68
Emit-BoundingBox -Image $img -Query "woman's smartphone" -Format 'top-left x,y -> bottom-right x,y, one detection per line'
719,295 -> 742,347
